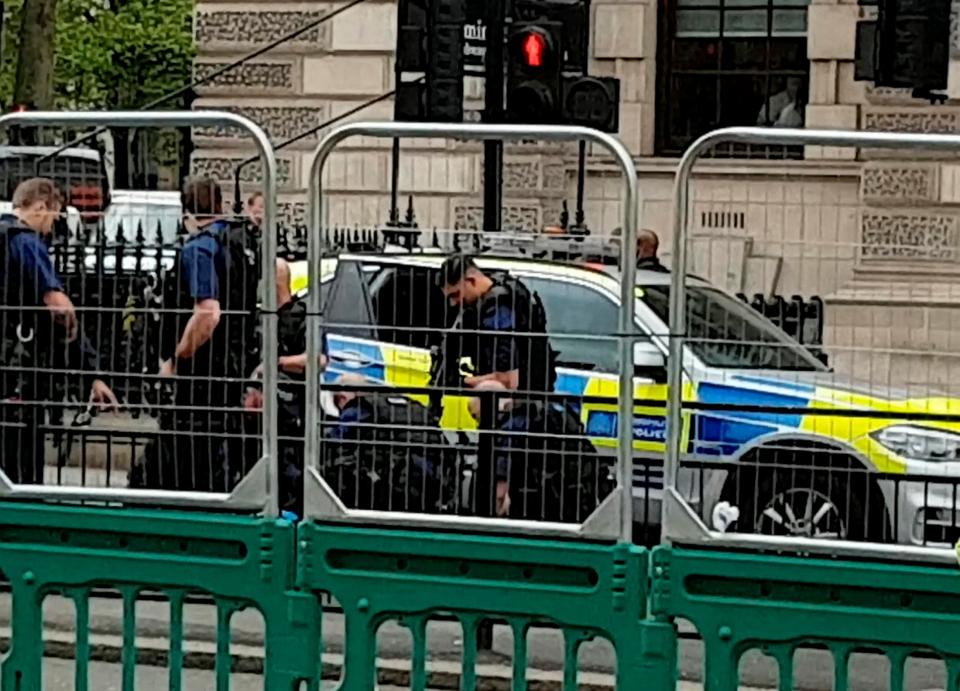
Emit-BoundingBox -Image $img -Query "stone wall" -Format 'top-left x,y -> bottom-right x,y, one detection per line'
191,0 -> 960,391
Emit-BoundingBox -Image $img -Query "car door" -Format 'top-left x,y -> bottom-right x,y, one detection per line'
518,273 -> 691,465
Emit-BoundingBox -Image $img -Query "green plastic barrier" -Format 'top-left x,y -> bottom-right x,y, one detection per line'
298,524 -> 672,691
655,545 -> 960,691
0,503 -> 317,691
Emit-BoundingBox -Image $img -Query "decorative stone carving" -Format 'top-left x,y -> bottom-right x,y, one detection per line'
503,161 -> 540,190
865,85 -> 924,105
195,10 -> 330,48
542,163 -> 566,192
191,156 -> 294,187
194,62 -> 294,92
194,106 -> 327,142
861,212 -> 959,260
453,203 -> 540,231
279,201 -> 308,229
861,165 -> 937,205
862,109 -> 960,134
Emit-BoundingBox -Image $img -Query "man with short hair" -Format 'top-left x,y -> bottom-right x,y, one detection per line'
436,254 -> 557,395
132,176 -> 261,492
0,177 -> 117,484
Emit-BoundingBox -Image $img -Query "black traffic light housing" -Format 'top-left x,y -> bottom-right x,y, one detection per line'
506,20 -> 565,123
394,0 -> 465,122
562,76 -> 620,132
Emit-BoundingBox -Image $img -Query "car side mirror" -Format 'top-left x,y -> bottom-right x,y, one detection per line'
634,341 -> 667,382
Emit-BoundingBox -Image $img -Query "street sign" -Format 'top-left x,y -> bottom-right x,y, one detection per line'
463,0 -> 488,74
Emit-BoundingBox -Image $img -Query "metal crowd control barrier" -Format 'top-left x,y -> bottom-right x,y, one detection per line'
0,111 -> 280,516
664,126 -> 960,564
304,121 -> 639,542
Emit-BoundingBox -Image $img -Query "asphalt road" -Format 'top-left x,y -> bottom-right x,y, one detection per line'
17,595 -> 952,690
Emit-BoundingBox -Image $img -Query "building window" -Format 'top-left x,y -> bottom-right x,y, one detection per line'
656,0 -> 810,157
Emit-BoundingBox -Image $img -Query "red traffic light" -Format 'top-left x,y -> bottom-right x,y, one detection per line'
522,31 -> 546,67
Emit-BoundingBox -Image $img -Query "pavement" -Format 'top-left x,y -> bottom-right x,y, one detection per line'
9,594 -> 951,690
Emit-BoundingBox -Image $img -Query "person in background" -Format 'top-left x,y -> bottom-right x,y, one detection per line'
245,191 -> 264,231
637,229 -> 669,273
757,77 -> 805,128
0,178 -> 117,484
611,227 -> 669,272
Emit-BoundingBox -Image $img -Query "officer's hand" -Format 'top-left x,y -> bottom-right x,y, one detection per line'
90,380 -> 119,413
244,388 -> 264,411
159,359 -> 176,378
44,291 -> 78,342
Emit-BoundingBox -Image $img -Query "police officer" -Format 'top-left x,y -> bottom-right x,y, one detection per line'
0,177 -> 117,484
132,177 -> 260,492
436,254 -> 557,395
323,374 -> 457,513
244,258 -> 327,517
468,381 -> 613,523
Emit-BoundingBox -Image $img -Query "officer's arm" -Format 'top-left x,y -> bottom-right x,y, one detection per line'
173,243 -> 221,362
19,238 -> 78,339
465,304 -> 521,390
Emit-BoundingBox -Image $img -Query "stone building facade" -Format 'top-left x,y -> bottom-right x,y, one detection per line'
191,0 -> 960,390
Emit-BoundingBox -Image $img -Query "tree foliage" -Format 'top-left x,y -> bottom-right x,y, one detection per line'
2,0 -> 195,110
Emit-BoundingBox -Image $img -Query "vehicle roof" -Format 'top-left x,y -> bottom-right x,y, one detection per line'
332,251 -> 708,290
108,190 -> 182,206
0,145 -> 101,161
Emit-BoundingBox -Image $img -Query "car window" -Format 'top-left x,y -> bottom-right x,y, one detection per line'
640,284 -> 827,370
523,276 -> 621,373
367,264 -> 454,350
324,260 -> 374,339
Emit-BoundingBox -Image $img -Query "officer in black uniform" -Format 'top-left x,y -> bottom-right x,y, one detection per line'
435,254 -> 558,516
0,178 -> 117,484
323,373 -> 457,513
468,380 -> 614,522
130,177 -> 260,492
244,257 -> 326,518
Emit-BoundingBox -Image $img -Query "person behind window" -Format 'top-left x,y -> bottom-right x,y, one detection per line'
757,77 -> 805,128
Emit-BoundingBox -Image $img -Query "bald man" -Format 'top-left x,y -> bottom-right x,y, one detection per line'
636,229 -> 669,273
611,227 -> 669,273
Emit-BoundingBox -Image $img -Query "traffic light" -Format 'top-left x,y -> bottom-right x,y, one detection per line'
394,0 -> 465,122
506,21 -> 564,123
562,76 -> 620,133
875,0 -> 950,91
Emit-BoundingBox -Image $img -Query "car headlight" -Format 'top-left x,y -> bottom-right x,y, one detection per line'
870,425 -> 960,462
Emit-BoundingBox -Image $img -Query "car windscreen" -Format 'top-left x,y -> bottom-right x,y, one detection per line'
639,284 -> 827,371
0,153 -> 108,213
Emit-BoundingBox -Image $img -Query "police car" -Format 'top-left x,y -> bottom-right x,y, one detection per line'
291,239 -> 960,547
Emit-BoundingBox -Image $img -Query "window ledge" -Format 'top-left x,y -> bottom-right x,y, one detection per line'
579,155 -> 863,179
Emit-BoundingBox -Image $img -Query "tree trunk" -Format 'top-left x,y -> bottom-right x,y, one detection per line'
14,0 -> 58,109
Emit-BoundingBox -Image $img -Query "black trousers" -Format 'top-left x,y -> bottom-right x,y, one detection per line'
0,401 -> 44,485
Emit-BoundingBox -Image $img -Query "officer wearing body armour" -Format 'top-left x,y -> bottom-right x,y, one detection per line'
0,178 -> 117,484
468,380 -> 614,522
129,177 -> 260,493
435,254 -> 558,517
323,374 -> 458,513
